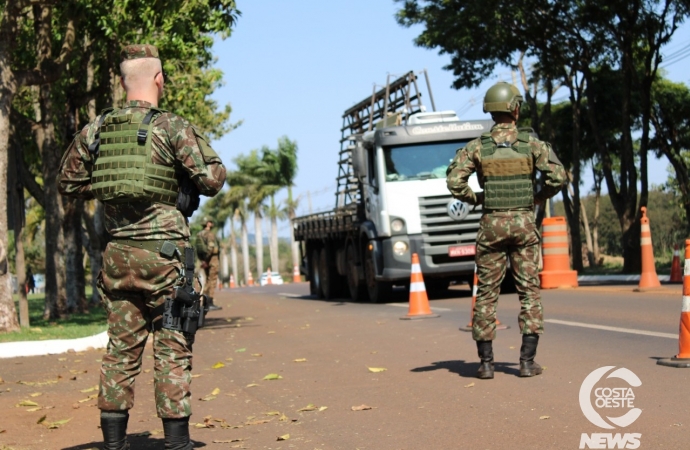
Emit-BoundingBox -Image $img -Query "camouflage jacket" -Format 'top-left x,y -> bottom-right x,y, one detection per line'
446,123 -> 566,207
195,228 -> 220,260
58,100 -> 227,241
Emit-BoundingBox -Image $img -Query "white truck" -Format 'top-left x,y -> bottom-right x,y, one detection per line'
294,71 -> 492,302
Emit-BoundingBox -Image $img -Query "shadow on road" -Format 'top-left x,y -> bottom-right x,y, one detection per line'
62,437 -> 207,450
411,359 -> 520,378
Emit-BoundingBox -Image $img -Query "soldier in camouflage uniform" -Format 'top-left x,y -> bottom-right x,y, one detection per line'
58,45 -> 226,450
195,218 -> 221,311
446,82 -> 566,380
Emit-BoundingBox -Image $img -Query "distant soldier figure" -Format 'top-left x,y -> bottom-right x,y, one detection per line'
195,217 -> 222,311
446,82 -> 566,380
58,44 -> 226,450
26,266 -> 35,294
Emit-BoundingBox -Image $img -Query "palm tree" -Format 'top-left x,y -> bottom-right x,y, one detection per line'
276,137 -> 299,272
264,196 -> 287,274
226,185 -> 251,285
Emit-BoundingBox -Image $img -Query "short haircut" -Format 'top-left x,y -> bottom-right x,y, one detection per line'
120,58 -> 162,91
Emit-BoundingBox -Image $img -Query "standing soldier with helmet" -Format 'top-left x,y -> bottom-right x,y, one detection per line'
446,82 -> 566,380
195,217 -> 222,311
58,44 -> 226,450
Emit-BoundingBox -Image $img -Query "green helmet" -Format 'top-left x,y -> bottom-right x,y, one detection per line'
483,82 -> 524,115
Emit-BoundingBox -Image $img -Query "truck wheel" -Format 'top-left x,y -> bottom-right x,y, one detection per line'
345,242 -> 367,302
364,251 -> 392,303
310,248 -> 323,298
319,247 -> 343,300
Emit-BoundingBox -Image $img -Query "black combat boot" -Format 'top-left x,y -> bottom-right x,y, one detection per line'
519,334 -> 543,377
207,297 -> 222,311
100,410 -> 129,450
476,340 -> 494,379
162,417 -> 194,450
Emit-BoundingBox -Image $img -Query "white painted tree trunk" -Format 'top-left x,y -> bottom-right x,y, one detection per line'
254,210 -> 263,274
241,220 -> 250,285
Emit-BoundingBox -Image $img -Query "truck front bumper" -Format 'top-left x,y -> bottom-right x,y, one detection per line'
378,234 -> 476,282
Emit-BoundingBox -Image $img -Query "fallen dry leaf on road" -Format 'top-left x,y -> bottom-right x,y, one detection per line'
211,362 -> 225,369
245,419 -> 271,426
246,383 -> 259,388
368,367 -> 387,373
318,406 -> 328,412
29,392 -> 42,397
298,404 -> 317,412
267,331 -> 276,334
264,411 -> 281,416
213,439 -> 245,443
191,374 -> 203,378
46,418 -> 72,429
0,429 -> 5,433
225,357 -> 233,361
293,358 -> 307,362
235,348 -> 247,353
80,386 -> 98,393
27,407 -> 42,412
199,394 -> 216,402
540,415 -> 550,420
351,405 -> 373,411
464,382 -> 475,388
251,353 -> 262,357
17,400 -> 39,407
0,377 -> 4,383
37,415 -> 46,424
277,434 -> 290,441
78,394 -> 97,403
278,414 -> 290,422
211,388 -> 221,396
262,373 -> 282,380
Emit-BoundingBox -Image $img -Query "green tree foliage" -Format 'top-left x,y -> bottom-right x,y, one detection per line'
395,0 -> 689,273
1,0 -> 241,329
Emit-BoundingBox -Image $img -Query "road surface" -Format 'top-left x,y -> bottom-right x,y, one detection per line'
0,282 -> 688,449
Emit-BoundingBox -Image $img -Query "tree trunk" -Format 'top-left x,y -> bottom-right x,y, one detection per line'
83,201 -> 105,305
230,214 -> 239,287
269,195 -> 279,272
63,197 -> 87,313
9,133 -> 29,327
0,1 -> 21,332
592,188 -> 601,265
288,185 -> 300,272
241,219 -> 250,285
254,209 -> 264,274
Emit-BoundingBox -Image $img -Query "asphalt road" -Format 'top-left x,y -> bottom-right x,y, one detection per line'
1,282 -> 689,449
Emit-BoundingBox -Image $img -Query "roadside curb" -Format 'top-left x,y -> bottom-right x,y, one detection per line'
578,274 -> 670,282
0,331 -> 109,359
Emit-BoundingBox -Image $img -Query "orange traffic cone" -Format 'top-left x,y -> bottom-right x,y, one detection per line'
464,264 -> 509,331
657,239 -> 690,368
538,216 -> 578,289
401,253 -> 439,320
637,206 -> 661,290
230,274 -> 236,289
266,267 -> 272,285
247,272 -> 254,287
293,265 -> 301,283
670,243 -> 682,284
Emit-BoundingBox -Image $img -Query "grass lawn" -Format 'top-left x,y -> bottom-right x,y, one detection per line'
0,289 -> 108,343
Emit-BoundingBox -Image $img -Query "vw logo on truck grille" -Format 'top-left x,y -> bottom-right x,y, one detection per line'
447,199 -> 470,222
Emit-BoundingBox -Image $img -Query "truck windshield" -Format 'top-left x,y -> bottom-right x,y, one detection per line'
383,140 -> 471,181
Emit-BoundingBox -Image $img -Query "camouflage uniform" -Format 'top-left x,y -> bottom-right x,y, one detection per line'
196,228 -> 220,299
58,45 -> 226,420
447,123 -> 566,342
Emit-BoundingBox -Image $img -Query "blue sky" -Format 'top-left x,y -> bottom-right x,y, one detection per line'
209,1 -> 690,235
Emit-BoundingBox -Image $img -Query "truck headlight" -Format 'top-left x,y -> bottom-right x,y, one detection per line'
393,241 -> 408,256
391,219 -> 405,232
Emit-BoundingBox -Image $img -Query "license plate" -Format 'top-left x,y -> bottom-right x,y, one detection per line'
448,244 -> 476,257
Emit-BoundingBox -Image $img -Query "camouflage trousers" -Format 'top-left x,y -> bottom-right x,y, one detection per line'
472,211 -> 543,341
97,241 -> 193,418
202,254 -> 219,299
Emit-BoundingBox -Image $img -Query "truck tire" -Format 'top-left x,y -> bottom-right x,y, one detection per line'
345,242 -> 368,302
364,249 -> 392,303
310,248 -> 323,298
319,247 -> 344,300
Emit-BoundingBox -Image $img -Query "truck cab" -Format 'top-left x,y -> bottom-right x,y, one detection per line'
352,111 -> 492,294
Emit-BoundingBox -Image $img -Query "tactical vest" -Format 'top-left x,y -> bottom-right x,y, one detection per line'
90,107 -> 179,205
480,131 -> 534,210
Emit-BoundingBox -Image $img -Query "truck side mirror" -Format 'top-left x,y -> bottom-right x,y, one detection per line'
351,141 -> 367,181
